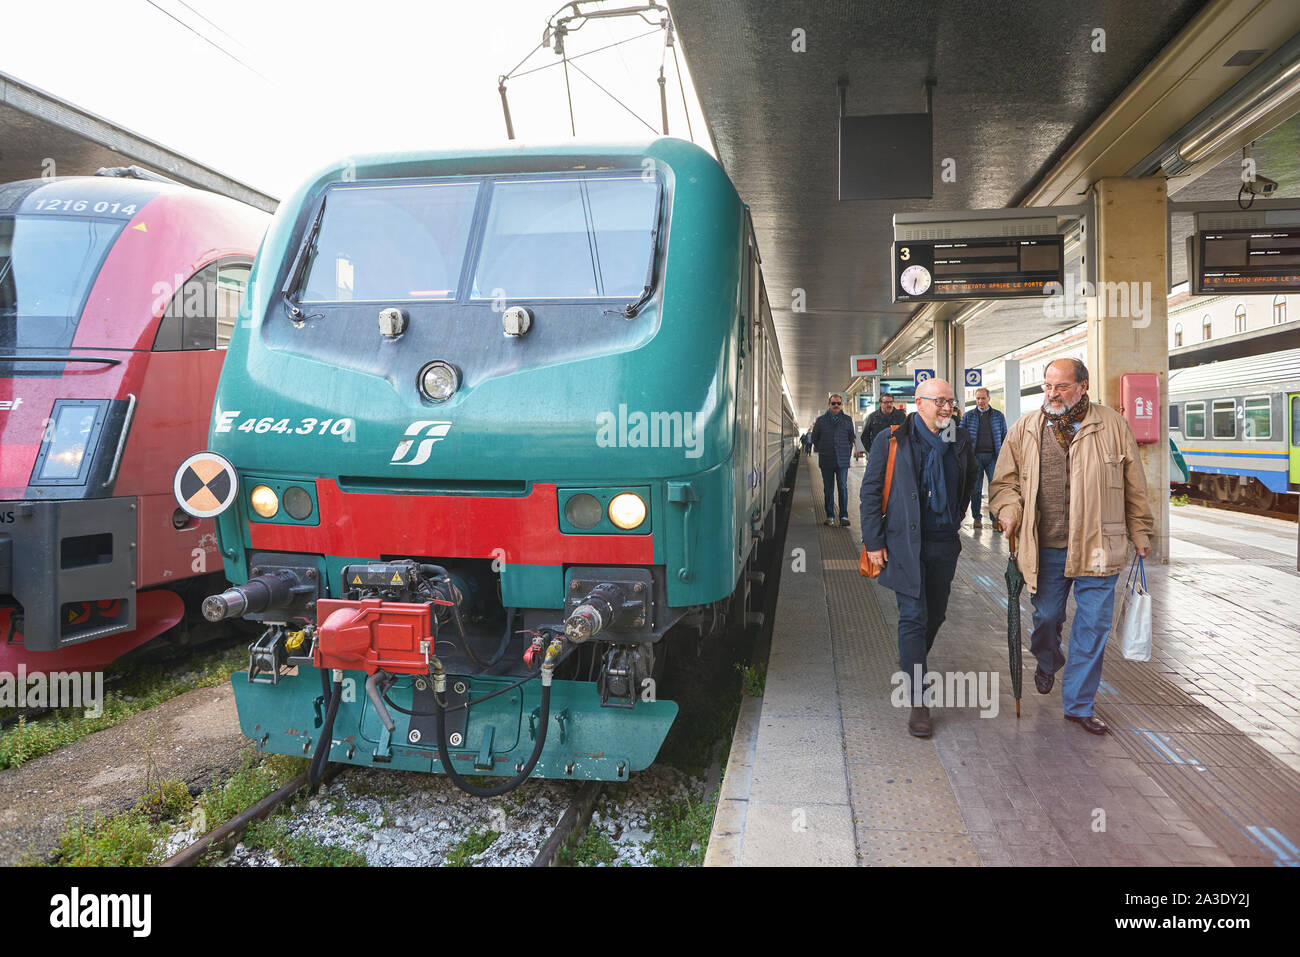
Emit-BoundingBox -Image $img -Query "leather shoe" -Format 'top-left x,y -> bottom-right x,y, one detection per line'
838,518 -> 851,527
972,518 -> 983,528
1065,714 -> 1110,735
908,706 -> 932,738
1034,666 -> 1054,694
824,518 -> 835,526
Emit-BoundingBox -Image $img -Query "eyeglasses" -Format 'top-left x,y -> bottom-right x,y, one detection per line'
918,396 -> 957,408
829,401 -> 842,406
1043,382 -> 1080,395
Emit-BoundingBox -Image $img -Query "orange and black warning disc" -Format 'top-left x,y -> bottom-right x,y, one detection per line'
174,451 -> 238,518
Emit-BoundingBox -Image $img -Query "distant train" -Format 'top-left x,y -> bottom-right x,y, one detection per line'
186,138 -> 798,793
1168,348 -> 1300,509
0,169 -> 269,672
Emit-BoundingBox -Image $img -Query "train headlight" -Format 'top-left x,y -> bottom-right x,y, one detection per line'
283,485 -> 313,520
418,361 -> 460,402
608,493 -> 647,530
250,485 -> 279,518
563,493 -> 603,530
34,400 -> 104,483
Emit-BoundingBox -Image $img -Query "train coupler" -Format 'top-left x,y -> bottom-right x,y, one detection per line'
248,625 -> 291,684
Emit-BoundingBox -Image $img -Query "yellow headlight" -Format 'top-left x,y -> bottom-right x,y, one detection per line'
250,485 -> 280,518
608,492 -> 646,530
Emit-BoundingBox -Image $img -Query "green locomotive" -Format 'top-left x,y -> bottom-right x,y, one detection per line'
181,137 -> 797,793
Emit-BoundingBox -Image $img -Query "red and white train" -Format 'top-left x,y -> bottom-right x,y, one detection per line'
0,168 -> 268,673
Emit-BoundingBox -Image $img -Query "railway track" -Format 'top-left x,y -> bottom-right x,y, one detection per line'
165,766 -> 604,867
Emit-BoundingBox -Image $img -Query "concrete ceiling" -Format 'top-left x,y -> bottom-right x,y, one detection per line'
669,0 -> 1207,420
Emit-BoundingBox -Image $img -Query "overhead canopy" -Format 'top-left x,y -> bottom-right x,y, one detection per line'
0,70 -> 276,212
669,0 -> 1300,419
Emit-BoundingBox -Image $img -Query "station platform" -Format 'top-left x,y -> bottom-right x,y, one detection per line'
705,454 -> 1300,867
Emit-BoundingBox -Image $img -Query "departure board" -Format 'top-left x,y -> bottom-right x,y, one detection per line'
892,235 -> 1064,302
1195,228 -> 1300,294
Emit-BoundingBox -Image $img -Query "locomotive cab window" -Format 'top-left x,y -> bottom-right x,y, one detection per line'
1242,396 -> 1271,439
1212,398 -> 1235,439
1184,401 -> 1205,438
1169,404 -> 1180,430
299,181 -> 480,303
471,174 -> 660,300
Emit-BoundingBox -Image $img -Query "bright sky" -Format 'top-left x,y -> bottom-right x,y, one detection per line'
0,0 -> 710,198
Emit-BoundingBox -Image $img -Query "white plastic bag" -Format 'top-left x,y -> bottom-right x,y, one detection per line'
1117,554 -> 1152,662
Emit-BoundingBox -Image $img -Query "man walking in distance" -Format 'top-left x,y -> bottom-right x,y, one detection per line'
811,393 -> 856,527
989,358 -> 1153,735
959,388 -> 1007,529
859,393 -> 907,462
861,378 -> 977,737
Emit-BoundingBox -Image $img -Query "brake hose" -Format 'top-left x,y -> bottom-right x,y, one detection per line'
436,676 -> 552,797
308,674 -> 343,792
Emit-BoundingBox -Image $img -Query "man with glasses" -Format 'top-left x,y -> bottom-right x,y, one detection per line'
860,377 -> 977,737
989,358 -> 1153,735
860,393 -> 907,462
959,388 -> 1007,529
811,393 -> 856,526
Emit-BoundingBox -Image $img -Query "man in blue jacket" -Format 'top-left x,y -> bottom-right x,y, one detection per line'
959,388 -> 1007,529
860,377 -> 977,737
810,393 -> 856,527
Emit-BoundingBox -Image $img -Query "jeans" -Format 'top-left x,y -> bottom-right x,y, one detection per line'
894,536 -> 962,706
1029,547 -> 1120,717
820,464 -> 850,519
970,451 -> 997,519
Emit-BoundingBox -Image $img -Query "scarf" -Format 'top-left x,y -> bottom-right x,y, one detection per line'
1043,392 -> 1090,451
911,413 -> 956,519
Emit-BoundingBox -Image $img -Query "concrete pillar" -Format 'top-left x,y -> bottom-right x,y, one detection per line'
1088,177 -> 1169,563
953,324 -> 966,403
933,317 -> 950,382
1002,359 -> 1021,427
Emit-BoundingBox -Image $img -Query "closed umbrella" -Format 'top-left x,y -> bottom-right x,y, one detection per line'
1004,539 -> 1024,718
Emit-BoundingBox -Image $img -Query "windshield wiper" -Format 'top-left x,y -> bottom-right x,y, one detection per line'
281,195 -> 326,322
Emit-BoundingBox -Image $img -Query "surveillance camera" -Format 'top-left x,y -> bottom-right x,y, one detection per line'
1242,174 -> 1279,197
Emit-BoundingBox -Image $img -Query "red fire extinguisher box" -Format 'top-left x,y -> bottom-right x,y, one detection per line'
1122,373 -> 1160,444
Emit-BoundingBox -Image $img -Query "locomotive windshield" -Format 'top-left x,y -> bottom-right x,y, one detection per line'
300,181 -> 480,302
471,175 -> 659,299
295,172 -> 660,305
0,215 -> 123,350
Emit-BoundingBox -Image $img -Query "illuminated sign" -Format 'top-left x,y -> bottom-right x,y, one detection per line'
1194,227 -> 1300,294
892,235 -> 1065,302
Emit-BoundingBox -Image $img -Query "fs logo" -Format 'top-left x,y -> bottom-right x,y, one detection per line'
390,421 -> 452,466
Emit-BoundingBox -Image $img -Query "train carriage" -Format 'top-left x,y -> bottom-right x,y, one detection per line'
192,138 -> 798,793
0,170 -> 269,672
1168,348 -> 1300,510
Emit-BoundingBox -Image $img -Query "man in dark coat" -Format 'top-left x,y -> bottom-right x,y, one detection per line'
810,393 -> 856,526
958,387 -> 1008,529
859,377 -> 977,738
859,393 -> 907,461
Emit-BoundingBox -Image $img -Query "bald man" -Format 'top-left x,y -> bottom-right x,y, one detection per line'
860,377 -> 978,737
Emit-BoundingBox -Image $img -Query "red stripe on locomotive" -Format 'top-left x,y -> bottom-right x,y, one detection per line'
248,479 -> 654,565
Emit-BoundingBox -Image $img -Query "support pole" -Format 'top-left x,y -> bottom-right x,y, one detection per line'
1088,177 -> 1169,563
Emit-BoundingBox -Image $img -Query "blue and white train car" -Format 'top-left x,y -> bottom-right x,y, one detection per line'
1168,348 -> 1300,509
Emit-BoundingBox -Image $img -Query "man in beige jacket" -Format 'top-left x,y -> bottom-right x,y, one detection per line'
989,358 -> 1153,735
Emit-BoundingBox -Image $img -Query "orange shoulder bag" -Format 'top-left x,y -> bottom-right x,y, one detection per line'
858,425 -> 900,578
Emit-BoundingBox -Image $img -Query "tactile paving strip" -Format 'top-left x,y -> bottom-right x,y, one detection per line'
807,459 -> 981,865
